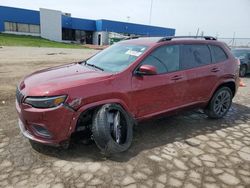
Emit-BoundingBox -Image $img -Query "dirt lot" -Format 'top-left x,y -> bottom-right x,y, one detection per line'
0,46 -> 250,188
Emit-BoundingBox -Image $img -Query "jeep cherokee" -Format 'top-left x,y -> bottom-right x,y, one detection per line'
16,36 -> 240,154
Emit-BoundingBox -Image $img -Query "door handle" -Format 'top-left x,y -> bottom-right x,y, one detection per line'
211,67 -> 220,72
171,75 -> 183,80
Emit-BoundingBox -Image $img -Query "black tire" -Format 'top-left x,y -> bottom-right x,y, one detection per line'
92,104 -> 133,154
29,140 -> 44,151
239,64 -> 247,77
205,87 -> 232,119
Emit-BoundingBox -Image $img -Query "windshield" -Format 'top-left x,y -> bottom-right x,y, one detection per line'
231,50 -> 248,59
85,43 -> 148,73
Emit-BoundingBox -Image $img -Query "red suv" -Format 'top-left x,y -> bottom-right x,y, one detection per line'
16,36 -> 239,154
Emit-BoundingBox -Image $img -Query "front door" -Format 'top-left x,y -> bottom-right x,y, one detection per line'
130,44 -> 189,118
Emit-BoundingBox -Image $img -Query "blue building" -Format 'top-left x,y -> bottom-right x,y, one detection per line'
0,6 -> 175,45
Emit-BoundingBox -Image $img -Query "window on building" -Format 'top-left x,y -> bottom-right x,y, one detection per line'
4,22 -> 17,32
62,28 -> 75,41
29,25 -> 40,33
75,30 -> 86,42
17,23 -> 29,33
4,22 -> 40,34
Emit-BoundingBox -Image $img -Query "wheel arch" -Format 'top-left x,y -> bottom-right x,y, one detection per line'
68,99 -> 134,135
210,80 -> 236,101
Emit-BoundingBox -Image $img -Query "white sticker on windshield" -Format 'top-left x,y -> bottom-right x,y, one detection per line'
125,50 -> 142,57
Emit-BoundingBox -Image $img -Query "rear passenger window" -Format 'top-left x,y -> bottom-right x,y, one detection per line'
180,44 -> 212,70
210,45 -> 228,63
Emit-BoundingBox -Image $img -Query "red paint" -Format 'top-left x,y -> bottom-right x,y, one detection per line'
16,38 -> 239,145
138,65 -> 157,75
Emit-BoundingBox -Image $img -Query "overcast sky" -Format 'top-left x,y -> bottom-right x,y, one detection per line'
1,0 -> 249,38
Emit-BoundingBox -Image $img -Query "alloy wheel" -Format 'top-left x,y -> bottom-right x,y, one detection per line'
107,110 -> 126,144
213,90 -> 231,116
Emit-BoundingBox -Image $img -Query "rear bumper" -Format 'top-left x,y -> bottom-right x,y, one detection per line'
16,100 -> 75,146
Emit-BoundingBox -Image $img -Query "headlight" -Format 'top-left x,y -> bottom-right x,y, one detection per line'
24,95 -> 67,108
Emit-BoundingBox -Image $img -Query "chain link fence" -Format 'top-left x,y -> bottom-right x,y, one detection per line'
218,38 -> 250,48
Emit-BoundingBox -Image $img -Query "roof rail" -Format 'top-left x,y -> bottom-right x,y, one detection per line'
158,36 -> 217,42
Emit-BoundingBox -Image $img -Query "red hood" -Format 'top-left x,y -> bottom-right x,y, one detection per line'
20,63 -> 113,96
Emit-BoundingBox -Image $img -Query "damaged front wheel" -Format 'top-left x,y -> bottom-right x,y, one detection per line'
92,104 -> 133,154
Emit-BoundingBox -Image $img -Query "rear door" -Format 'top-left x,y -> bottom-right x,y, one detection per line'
180,44 -> 215,103
209,44 -> 230,86
131,44 -> 190,118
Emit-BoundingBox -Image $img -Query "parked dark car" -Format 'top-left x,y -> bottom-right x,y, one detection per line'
231,48 -> 250,77
16,36 -> 239,154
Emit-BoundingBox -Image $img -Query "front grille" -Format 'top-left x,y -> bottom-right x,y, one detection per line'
16,87 -> 24,104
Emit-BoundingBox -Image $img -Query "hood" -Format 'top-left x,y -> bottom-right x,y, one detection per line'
19,63 -> 113,96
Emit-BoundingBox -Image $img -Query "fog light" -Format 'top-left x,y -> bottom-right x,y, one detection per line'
32,125 -> 52,138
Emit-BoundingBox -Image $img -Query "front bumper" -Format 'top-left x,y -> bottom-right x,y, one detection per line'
18,118 -> 60,146
16,100 -> 75,146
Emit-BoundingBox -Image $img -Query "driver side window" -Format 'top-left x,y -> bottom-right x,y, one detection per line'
140,45 -> 180,74
140,55 -> 167,74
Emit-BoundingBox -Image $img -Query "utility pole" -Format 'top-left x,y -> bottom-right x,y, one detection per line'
149,0 -> 153,25
232,32 -> 236,47
196,28 -> 200,37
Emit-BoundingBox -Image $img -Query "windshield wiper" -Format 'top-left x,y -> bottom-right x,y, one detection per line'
82,61 -> 104,71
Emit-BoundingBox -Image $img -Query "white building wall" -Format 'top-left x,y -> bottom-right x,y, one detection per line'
40,8 -> 62,42
93,31 -> 109,45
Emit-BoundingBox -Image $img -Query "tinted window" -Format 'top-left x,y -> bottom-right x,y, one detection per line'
141,45 -> 180,74
210,45 -> 228,63
181,44 -> 212,70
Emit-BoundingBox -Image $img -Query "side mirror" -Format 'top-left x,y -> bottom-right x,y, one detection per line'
136,65 -> 157,75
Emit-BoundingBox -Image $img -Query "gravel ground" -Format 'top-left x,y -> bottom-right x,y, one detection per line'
0,46 -> 249,188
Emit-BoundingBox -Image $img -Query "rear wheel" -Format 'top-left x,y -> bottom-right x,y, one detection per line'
92,104 -> 133,154
205,87 -> 232,119
240,64 -> 247,77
